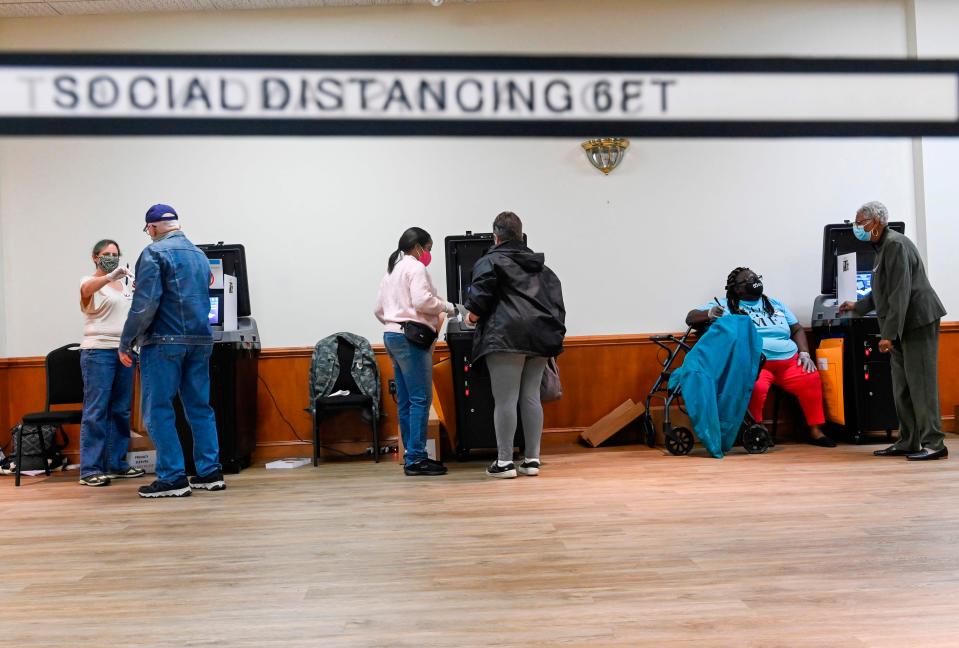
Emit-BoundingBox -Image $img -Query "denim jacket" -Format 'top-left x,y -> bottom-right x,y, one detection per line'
119,231 -> 213,352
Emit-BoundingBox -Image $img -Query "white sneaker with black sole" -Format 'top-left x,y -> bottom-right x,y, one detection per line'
486,461 -> 517,479
517,459 -> 540,476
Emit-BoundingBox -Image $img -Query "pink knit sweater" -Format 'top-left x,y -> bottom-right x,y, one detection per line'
374,254 -> 451,334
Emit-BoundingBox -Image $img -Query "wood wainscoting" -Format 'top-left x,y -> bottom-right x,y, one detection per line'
2,323 -> 957,462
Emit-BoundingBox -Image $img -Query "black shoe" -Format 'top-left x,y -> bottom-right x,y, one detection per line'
516,459 -> 541,476
809,435 -> 837,448
485,461 -> 517,479
906,447 -> 948,461
189,471 -> 226,491
107,467 -> 146,479
404,460 -> 447,476
874,445 -> 913,457
138,477 -> 192,498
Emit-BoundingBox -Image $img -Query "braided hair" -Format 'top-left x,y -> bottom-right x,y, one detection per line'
724,267 -> 775,318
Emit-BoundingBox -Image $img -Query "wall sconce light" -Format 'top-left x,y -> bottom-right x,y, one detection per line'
581,138 -> 630,175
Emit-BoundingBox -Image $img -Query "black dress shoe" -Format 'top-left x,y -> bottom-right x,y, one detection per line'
809,435 -> 837,448
906,447 -> 948,461
873,445 -> 912,457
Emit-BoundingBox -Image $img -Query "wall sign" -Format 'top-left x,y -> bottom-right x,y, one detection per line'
1,53 -> 958,136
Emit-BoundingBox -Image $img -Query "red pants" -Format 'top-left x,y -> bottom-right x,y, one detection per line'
748,355 -> 825,426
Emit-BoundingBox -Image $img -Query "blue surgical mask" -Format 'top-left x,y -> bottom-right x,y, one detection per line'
852,223 -> 871,242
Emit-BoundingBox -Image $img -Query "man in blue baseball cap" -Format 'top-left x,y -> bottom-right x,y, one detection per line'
120,203 -> 225,498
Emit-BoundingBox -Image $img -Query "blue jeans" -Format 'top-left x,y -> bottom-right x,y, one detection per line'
384,333 -> 433,466
140,343 -> 221,483
80,349 -> 136,478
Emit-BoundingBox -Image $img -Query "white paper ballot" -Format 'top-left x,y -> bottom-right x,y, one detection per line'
837,252 -> 857,305
223,274 -> 238,332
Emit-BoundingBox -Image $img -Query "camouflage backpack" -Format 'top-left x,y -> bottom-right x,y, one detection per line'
309,333 -> 381,423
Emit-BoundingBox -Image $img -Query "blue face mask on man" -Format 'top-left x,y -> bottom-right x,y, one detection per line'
852,222 -> 872,242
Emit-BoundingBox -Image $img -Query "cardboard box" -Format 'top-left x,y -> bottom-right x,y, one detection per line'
128,430 -> 154,451
581,399 -> 647,447
127,450 -> 156,474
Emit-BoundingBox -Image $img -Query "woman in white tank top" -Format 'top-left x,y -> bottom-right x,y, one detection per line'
78,239 -> 145,487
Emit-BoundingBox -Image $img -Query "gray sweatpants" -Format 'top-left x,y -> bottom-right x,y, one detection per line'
486,353 -> 548,462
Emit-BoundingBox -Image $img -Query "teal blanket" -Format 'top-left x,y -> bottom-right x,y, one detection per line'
668,315 -> 761,458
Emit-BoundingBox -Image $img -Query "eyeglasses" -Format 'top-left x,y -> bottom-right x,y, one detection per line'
854,217 -> 873,227
736,274 -> 762,284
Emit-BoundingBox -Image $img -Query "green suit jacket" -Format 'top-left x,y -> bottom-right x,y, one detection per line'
854,229 -> 946,340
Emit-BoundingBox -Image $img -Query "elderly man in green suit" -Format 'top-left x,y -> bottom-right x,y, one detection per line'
839,201 -> 948,460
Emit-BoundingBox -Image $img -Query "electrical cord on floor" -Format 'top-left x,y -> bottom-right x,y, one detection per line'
257,374 -> 375,459
257,374 -> 307,442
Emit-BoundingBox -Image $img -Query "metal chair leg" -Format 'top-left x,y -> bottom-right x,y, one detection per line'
311,408 -> 320,467
14,426 -> 23,487
371,409 -> 379,463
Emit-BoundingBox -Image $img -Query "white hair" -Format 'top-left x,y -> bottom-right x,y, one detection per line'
857,201 -> 889,226
152,220 -> 180,234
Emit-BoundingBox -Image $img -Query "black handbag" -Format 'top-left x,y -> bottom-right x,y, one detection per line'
402,321 -> 438,349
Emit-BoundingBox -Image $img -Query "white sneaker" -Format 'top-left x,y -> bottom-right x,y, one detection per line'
516,459 -> 540,476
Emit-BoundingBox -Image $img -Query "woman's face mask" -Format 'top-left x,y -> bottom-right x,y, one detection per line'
852,221 -> 872,242
736,273 -> 763,299
418,248 -> 432,267
97,254 -> 120,273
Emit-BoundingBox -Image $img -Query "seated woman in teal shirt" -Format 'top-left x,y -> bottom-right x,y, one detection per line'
686,267 -> 834,448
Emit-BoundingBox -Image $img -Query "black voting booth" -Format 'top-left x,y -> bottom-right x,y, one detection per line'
445,233 -> 523,460
174,243 -> 260,474
810,222 -> 904,443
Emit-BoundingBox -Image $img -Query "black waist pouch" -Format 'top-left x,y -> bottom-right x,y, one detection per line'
402,321 -> 437,349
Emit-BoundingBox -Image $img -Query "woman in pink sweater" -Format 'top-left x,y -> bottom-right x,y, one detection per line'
375,227 -> 456,477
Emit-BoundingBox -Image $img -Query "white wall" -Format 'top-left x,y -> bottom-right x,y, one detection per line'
915,0 -> 959,318
0,0 -> 928,357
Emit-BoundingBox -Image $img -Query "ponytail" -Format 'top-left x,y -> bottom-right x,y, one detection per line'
387,227 -> 432,274
387,249 -> 403,274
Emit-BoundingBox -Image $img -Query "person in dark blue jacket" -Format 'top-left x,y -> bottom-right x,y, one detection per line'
119,204 -> 224,498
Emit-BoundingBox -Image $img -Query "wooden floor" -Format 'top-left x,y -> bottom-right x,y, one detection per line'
3,440 -> 959,647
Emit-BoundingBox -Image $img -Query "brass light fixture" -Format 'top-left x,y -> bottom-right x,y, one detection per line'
581,137 -> 630,175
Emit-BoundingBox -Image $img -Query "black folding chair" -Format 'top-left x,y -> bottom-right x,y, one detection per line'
15,343 -> 84,486
310,337 -> 378,466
